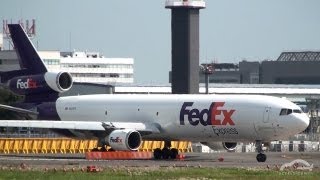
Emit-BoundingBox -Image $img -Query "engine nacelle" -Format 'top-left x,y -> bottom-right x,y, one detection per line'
202,142 -> 238,152
8,72 -> 73,95
107,129 -> 142,151
44,72 -> 73,93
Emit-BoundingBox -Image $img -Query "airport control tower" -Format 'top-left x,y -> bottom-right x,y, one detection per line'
166,0 -> 205,94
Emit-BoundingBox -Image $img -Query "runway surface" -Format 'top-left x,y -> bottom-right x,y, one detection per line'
0,152 -> 319,171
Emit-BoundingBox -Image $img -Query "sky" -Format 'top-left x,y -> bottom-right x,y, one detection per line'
1,0 -> 320,84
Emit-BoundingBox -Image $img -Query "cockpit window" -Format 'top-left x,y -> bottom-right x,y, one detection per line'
280,109 -> 287,115
279,108 -> 292,115
293,109 -> 302,113
280,108 -> 302,115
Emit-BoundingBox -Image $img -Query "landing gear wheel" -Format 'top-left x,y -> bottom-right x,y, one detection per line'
154,141 -> 178,160
170,148 -> 179,159
154,148 -> 162,159
161,148 -> 172,159
256,153 -> 267,162
255,140 -> 267,162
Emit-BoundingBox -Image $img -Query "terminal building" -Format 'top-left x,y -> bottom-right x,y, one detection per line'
0,50 -> 134,84
261,51 -> 320,84
197,51 -> 320,85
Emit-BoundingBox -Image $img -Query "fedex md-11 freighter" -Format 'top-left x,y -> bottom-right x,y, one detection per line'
0,24 -> 309,162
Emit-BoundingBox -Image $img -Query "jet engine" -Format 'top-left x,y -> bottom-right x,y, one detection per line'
202,142 -> 238,152
44,72 -> 73,93
107,129 -> 142,151
8,72 -> 73,95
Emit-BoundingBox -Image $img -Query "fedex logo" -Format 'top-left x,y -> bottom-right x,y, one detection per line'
16,79 -> 37,89
110,137 -> 123,143
179,102 -> 235,126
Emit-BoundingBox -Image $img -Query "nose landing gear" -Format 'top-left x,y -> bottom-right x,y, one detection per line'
256,140 -> 267,162
256,153 -> 267,162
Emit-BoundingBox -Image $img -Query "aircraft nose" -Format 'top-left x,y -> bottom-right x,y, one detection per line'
298,114 -> 310,132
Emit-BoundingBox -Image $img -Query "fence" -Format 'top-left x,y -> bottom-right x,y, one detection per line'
0,138 -> 192,154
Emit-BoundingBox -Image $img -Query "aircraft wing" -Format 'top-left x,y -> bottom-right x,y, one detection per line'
0,120 -> 161,134
0,103 -> 161,135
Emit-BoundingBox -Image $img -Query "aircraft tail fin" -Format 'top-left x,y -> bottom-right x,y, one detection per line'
0,24 -> 48,83
8,24 -> 48,74
0,24 -> 72,103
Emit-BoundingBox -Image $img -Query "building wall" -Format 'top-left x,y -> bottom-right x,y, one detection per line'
59,56 -> 133,84
0,50 -> 19,71
239,61 -> 260,84
198,60 -> 320,85
60,82 -> 114,96
200,71 -> 241,84
261,61 -> 320,84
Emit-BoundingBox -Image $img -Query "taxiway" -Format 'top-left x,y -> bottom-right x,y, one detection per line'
0,152 -> 319,171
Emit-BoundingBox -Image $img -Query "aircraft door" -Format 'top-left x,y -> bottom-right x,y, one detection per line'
263,107 -> 279,137
254,107 -> 278,140
263,107 -> 271,123
269,108 -> 279,137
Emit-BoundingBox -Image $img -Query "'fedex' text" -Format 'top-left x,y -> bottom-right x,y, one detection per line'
16,79 -> 37,89
110,137 -> 123,143
180,102 -> 235,126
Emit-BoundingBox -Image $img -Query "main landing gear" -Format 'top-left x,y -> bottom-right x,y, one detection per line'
256,140 -> 267,162
91,139 -> 109,152
153,141 -> 179,160
91,145 -> 108,152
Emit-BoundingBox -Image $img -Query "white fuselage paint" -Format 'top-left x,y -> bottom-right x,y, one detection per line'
56,94 -> 309,142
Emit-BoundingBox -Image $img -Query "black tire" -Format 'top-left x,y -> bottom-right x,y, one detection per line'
154,148 -> 162,160
162,148 -> 171,159
261,154 -> 267,162
170,148 -> 179,159
256,153 -> 267,162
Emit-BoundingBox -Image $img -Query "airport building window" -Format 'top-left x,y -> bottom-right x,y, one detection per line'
60,63 -> 132,69
43,59 -> 60,65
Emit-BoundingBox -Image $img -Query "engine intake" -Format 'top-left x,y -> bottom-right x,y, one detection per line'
222,142 -> 237,151
107,129 -> 142,151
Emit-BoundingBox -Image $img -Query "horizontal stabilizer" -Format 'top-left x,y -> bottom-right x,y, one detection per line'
0,104 -> 39,116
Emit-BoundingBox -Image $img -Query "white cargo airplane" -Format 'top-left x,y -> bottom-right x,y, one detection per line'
0,24 -> 309,162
